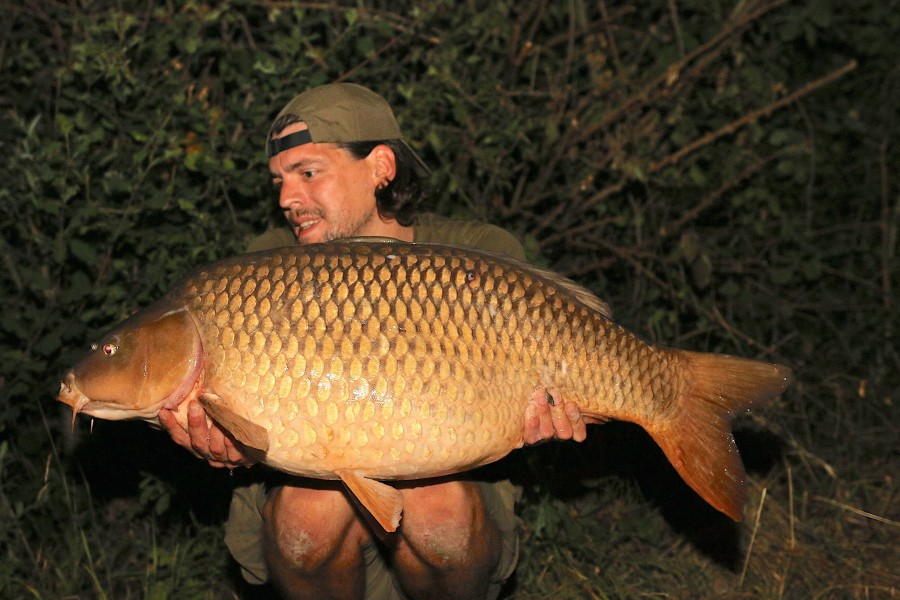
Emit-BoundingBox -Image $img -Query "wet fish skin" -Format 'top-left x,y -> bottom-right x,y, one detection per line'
58,240 -> 792,531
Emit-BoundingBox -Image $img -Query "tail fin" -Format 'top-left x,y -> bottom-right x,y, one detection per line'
646,351 -> 792,521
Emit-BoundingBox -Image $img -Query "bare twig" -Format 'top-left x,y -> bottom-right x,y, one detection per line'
879,138 -> 896,314
339,37 -> 400,82
531,180 -> 625,241
740,487 -> 767,587
667,0 -> 685,57
654,143 -> 805,241
812,496 -> 900,528
525,0 -> 789,211
572,0 -> 791,146
597,1 -> 622,74
649,61 -> 858,172
539,215 -> 621,247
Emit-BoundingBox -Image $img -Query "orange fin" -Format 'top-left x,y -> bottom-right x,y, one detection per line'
336,469 -> 403,532
647,351 -> 792,521
198,392 -> 270,452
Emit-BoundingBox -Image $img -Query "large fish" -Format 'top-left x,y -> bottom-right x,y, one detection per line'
58,239 -> 791,531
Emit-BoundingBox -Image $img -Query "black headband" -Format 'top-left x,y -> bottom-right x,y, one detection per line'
267,129 -> 313,157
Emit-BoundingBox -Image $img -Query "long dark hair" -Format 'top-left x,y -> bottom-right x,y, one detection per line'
269,114 -> 426,227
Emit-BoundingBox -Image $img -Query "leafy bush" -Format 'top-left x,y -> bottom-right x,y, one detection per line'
1,0 -> 896,597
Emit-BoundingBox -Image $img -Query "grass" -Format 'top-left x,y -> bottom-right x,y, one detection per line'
1,412 -> 236,599
3,369 -> 895,599
506,374 -> 899,600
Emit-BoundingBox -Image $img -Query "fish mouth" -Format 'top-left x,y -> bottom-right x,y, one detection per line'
58,370 -> 91,429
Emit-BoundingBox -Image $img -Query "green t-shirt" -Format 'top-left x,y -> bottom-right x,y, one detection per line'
246,212 -> 525,261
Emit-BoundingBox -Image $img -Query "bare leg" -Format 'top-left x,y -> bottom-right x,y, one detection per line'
262,482 -> 371,600
390,480 -> 503,600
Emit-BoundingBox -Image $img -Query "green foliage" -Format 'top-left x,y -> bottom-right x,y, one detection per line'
0,0 -> 896,597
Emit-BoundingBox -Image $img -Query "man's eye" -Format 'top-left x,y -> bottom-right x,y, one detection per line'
302,170 -> 316,179
272,180 -> 283,190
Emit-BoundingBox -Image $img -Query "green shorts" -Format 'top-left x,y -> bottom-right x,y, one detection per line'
224,478 -> 521,600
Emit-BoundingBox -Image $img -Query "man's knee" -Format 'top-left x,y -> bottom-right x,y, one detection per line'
262,484 -> 361,572
400,481 -> 500,568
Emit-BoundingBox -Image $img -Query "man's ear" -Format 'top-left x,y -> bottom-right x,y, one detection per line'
369,144 -> 397,187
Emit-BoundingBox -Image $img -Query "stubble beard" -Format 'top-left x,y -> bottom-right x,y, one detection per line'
320,204 -> 380,243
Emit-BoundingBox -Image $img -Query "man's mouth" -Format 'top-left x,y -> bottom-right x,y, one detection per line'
287,208 -> 324,239
296,219 -> 319,232
293,219 -> 322,241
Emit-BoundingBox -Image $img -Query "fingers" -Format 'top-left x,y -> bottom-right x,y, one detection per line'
206,418 -> 228,458
205,420 -> 255,468
565,401 -> 588,442
158,408 -> 192,450
224,437 -> 251,466
159,401 -> 254,468
187,402 -> 213,458
524,387 -> 554,444
523,386 -> 587,445
547,390 -> 574,440
524,399 -> 541,445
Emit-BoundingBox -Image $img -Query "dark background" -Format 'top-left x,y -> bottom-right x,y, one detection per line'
1,1 -> 897,597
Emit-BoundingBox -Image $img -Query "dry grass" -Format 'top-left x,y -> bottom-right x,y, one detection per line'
506,373 -> 899,600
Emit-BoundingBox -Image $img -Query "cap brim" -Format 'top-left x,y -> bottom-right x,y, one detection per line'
401,139 -> 431,176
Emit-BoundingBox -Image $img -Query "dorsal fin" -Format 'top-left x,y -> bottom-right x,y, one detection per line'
335,236 -> 402,244
327,238 -> 614,319
520,262 -> 613,318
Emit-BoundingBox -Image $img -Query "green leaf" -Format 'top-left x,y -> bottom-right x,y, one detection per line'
69,238 -> 98,267
33,330 -> 62,357
56,114 -> 74,135
61,270 -> 93,303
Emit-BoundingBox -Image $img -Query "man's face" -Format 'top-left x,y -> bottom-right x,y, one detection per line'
268,122 -> 386,244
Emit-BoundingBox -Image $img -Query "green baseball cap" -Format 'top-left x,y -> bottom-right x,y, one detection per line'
266,82 -> 428,172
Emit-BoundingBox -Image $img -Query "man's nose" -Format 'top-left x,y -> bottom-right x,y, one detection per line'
278,181 -> 306,210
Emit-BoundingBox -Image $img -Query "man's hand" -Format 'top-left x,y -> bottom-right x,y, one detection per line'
523,387 -> 587,445
158,402 -> 256,469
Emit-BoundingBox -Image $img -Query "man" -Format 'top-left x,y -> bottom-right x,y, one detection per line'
159,83 -> 586,600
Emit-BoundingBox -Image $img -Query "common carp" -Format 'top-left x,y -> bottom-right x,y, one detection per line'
58,239 -> 792,531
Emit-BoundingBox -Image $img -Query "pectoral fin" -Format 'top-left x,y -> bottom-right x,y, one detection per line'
336,469 -> 403,532
198,392 -> 270,452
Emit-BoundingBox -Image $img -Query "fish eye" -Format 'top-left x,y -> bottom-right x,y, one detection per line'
92,338 -> 119,356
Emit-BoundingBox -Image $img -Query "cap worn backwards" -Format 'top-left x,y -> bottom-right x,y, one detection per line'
266,83 -> 424,169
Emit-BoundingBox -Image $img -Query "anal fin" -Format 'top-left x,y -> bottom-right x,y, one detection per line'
198,392 -> 270,452
336,470 -> 403,532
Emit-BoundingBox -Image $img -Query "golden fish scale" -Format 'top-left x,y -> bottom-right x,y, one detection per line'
177,243 -> 681,480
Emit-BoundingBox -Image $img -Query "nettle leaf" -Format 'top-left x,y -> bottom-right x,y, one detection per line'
33,330 -> 63,358
60,270 -> 93,303
68,238 -> 98,268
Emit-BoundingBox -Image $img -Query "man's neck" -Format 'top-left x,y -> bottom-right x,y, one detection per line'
369,216 -> 414,242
